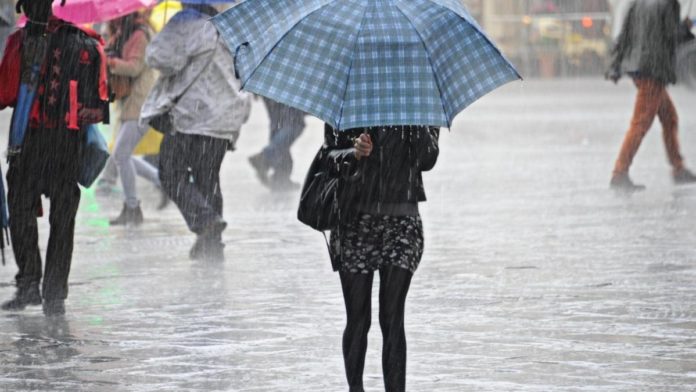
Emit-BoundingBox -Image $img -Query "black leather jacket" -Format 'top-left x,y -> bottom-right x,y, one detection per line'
321,124 -> 439,216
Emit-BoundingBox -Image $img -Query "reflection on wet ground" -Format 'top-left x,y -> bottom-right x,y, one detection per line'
1,79 -> 695,391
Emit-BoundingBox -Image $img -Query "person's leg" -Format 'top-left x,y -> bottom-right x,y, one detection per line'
138,154 -> 169,209
99,158 -> 118,184
159,131 -> 190,223
187,136 -> 228,260
378,266 -> 413,392
248,99 -> 280,185
267,121 -> 304,182
2,165 -> 42,310
192,136 -> 227,220
96,158 -> 119,197
113,120 -> 149,209
42,180 -> 81,315
262,102 -> 305,183
613,79 -> 665,176
132,156 -> 161,188
159,133 -> 225,235
340,271 -> 374,392
656,91 -> 688,173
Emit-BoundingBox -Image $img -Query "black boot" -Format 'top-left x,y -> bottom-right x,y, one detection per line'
42,299 -> 66,317
610,173 -> 646,193
190,218 -> 227,261
189,236 -> 225,261
1,283 -> 42,311
674,168 -> 696,185
110,203 -> 144,226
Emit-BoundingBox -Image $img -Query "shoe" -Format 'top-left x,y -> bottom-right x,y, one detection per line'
1,283 -> 42,311
249,153 -> 270,185
204,216 -> 227,238
157,188 -> 170,210
269,177 -> 301,192
190,218 -> 227,261
203,241 -> 225,262
42,299 -> 65,317
190,236 -> 225,262
189,235 -> 205,260
610,173 -> 646,193
673,168 -> 696,185
110,203 -> 144,226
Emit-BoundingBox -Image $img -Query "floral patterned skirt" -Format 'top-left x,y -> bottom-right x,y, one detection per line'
330,213 -> 424,274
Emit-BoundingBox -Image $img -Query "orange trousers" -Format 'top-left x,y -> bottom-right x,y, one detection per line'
613,78 -> 684,175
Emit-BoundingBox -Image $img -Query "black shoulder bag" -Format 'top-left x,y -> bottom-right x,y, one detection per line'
297,148 -> 342,232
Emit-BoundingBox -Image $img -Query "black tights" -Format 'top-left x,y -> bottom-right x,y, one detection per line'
340,266 -> 413,392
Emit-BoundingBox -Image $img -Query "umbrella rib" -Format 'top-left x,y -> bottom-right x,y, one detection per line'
335,3 -> 371,131
393,2 -> 451,128
243,1 -> 337,89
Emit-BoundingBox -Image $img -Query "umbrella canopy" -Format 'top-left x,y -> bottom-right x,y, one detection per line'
149,0 -> 182,32
212,0 -> 521,130
52,0 -> 157,25
180,0 -> 235,3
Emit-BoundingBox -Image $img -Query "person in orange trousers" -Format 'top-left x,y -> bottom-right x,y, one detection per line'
607,0 -> 696,192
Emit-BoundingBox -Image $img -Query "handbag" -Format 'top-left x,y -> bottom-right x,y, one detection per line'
148,110 -> 173,134
78,124 -> 110,188
297,156 -> 341,231
109,73 -> 132,101
298,148 -> 357,231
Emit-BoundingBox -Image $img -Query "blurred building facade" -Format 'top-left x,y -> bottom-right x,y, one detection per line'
462,0 -> 615,78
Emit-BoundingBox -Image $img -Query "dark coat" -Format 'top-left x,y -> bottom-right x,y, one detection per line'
609,0 -> 695,84
322,124 -> 439,217
0,17 -> 109,183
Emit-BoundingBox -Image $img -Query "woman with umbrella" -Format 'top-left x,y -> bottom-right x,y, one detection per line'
213,1 -> 520,390
321,125 -> 439,392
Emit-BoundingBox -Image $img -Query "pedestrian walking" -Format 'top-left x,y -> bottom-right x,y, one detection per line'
608,0 -> 696,192
248,98 -> 305,191
141,2 -> 251,261
0,0 -> 109,316
105,12 -> 161,225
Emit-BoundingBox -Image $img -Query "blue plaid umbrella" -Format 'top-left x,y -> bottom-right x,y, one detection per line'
212,0 -> 521,130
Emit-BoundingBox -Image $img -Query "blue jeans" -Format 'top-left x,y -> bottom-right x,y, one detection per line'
261,98 -> 305,180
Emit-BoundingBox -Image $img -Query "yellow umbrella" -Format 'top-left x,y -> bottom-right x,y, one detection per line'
149,1 -> 182,32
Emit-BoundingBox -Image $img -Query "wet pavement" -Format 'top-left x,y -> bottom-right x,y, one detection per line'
1,78 -> 696,391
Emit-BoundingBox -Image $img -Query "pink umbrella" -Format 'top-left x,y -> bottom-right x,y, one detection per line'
52,0 -> 157,24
